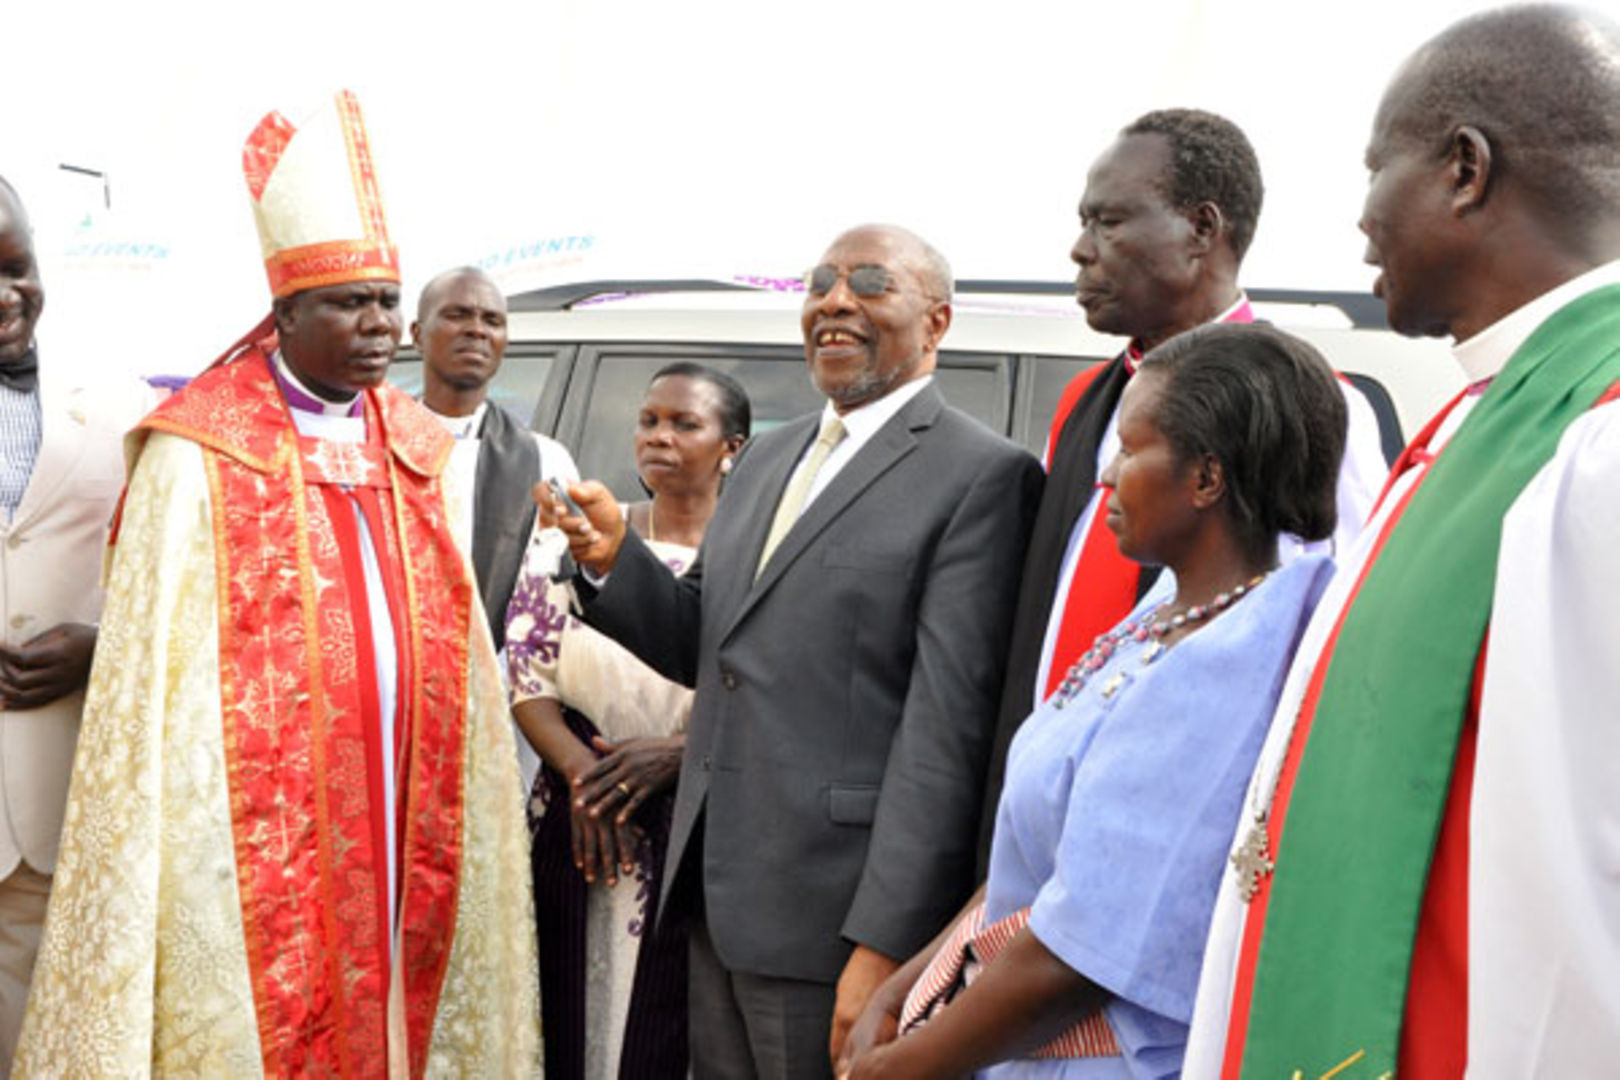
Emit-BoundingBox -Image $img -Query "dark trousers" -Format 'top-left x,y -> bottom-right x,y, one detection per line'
688,915 -> 836,1080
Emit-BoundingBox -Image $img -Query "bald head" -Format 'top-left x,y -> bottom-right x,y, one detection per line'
0,176 -> 31,248
0,175 -> 44,367
417,265 -> 499,321
0,177 -> 22,216
840,224 -> 955,303
1378,4 -> 1620,237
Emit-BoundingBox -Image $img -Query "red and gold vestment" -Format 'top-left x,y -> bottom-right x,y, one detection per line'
16,339 -> 540,1077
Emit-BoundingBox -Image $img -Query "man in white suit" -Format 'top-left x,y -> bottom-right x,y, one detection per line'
0,176 -> 150,1073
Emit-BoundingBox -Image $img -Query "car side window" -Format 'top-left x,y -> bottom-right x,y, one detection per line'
933,356 -> 1010,443
387,346 -> 563,426
1018,356 -> 1103,456
1340,371 -> 1406,465
565,347 -> 822,501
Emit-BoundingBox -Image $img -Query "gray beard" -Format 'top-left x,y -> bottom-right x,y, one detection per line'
814,366 -> 901,411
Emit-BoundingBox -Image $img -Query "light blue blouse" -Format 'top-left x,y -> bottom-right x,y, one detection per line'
982,555 -> 1333,1080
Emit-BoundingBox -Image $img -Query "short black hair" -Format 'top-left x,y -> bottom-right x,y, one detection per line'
1139,323 -> 1345,552
1380,4 -> 1620,233
1122,108 -> 1264,261
649,361 -> 752,441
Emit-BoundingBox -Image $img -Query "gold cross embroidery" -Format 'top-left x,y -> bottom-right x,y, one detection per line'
268,792 -> 304,874
306,441 -> 378,487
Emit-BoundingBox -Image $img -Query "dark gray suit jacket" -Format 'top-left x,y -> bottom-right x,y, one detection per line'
583,382 -> 1042,983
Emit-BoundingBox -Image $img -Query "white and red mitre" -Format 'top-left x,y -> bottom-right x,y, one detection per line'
242,89 -> 399,299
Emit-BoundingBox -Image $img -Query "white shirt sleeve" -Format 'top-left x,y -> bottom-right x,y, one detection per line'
1469,398 -> 1620,1075
1274,379 -> 1388,566
1331,379 -> 1390,554
533,433 -> 580,485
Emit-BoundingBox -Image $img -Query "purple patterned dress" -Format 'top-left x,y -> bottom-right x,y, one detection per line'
506,528 -> 695,1080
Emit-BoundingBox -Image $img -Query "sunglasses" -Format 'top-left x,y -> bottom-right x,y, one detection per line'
803,263 -> 896,298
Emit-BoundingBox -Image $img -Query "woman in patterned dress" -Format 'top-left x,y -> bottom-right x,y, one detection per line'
506,362 -> 750,1080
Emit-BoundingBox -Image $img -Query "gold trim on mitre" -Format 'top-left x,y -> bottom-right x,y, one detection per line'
242,89 -> 399,298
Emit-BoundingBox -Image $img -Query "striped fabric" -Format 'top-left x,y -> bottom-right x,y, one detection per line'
899,901 -> 1121,1060
530,707 -> 688,1080
0,383 -> 42,516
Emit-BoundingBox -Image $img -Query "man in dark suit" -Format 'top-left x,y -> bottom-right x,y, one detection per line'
548,224 -> 1042,1078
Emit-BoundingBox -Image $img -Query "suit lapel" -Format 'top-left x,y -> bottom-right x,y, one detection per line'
708,414 -> 815,635
724,385 -> 941,639
9,383 -> 89,533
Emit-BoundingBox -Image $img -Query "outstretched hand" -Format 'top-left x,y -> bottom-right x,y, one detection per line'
0,622 -> 98,710
533,479 -> 626,577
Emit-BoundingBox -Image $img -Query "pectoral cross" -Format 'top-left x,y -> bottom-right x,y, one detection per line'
306,440 -> 377,488
1230,813 -> 1275,903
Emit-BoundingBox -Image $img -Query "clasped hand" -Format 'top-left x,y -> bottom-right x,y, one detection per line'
568,734 -> 683,888
0,622 -> 97,711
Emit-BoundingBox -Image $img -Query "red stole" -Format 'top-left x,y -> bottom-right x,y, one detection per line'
139,340 -> 471,1079
1039,358 -> 1138,697
304,436 -> 412,959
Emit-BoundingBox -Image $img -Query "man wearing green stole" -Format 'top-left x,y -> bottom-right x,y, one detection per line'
1182,6 -> 1620,1078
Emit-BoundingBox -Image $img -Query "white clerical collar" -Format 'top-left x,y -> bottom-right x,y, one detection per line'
1451,259 -> 1620,385
272,350 -> 364,418
819,374 -> 933,444
426,400 -> 488,440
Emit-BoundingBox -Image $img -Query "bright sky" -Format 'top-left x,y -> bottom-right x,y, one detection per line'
11,0 -> 1577,376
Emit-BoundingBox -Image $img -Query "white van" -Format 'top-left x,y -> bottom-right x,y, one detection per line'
390,279 -> 1461,500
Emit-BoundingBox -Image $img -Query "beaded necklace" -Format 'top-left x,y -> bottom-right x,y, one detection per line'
1051,573 -> 1268,708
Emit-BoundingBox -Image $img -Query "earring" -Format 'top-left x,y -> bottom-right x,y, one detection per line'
720,457 -> 734,475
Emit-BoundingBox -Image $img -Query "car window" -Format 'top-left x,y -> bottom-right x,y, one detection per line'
934,357 -> 1009,442
1340,372 -> 1406,465
562,346 -> 820,501
1017,355 -> 1103,456
387,346 -> 564,426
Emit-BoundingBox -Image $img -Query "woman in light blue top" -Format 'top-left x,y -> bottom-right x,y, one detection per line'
841,323 -> 1348,1080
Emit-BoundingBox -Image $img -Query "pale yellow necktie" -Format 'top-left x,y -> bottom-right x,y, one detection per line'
756,415 -> 846,578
